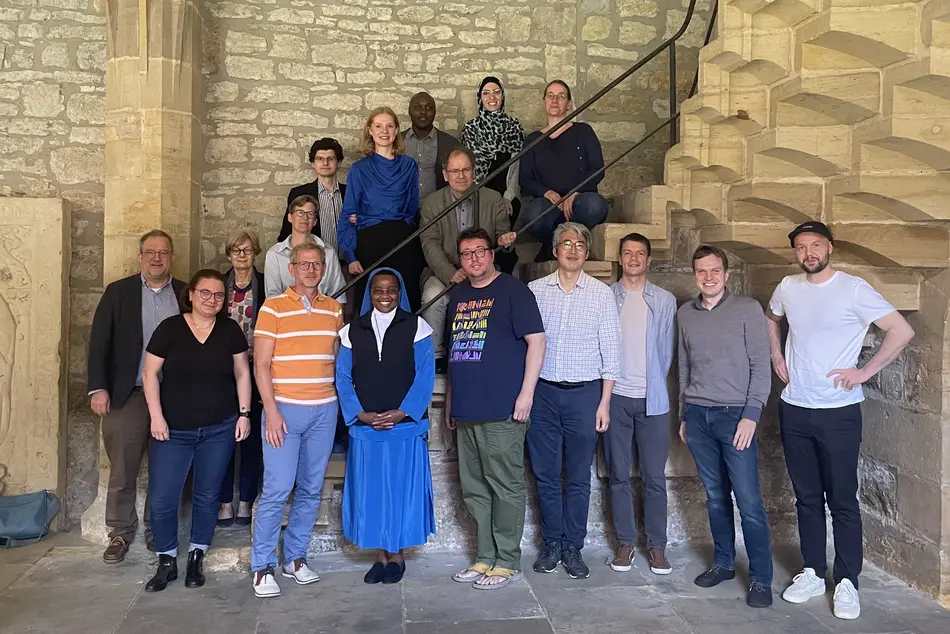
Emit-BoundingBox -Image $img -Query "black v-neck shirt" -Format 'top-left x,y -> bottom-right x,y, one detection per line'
147,314 -> 249,430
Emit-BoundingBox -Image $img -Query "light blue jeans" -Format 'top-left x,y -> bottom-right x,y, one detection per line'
251,401 -> 336,572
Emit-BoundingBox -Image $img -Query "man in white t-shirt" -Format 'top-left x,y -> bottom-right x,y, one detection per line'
766,221 -> 914,621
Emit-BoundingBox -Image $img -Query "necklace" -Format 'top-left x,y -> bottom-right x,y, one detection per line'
188,314 -> 214,330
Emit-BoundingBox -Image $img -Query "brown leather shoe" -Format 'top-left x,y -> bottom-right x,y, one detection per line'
103,536 -> 129,564
609,544 -> 634,572
648,547 -> 672,575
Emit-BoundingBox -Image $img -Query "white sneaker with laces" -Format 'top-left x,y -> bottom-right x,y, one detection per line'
833,579 -> 860,620
782,567 -> 826,604
282,559 -> 320,585
253,568 -> 281,598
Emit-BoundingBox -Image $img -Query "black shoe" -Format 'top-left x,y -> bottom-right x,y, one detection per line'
694,565 -> 736,588
381,561 -> 406,584
185,549 -> 205,588
145,554 -> 178,592
435,357 -> 448,374
216,517 -> 234,528
364,561 -> 385,584
235,514 -> 252,527
533,540 -> 562,573
562,548 -> 590,579
747,581 -> 773,608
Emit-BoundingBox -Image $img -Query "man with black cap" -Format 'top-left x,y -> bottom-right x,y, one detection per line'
767,221 -> 915,621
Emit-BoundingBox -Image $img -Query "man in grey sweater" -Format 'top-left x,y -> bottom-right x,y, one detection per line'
677,245 -> 773,609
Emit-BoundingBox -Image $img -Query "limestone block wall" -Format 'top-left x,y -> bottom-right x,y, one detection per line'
198,0 -> 713,268
0,0 -> 105,524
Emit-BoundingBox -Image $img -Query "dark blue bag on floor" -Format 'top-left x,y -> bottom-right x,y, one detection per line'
0,490 -> 61,548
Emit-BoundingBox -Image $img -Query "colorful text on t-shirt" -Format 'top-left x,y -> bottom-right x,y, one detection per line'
449,298 -> 494,362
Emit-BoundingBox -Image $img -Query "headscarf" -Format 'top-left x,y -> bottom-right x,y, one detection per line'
460,76 -> 526,183
360,267 -> 411,316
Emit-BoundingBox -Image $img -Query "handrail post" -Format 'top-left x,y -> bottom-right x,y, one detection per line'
669,43 -> 678,147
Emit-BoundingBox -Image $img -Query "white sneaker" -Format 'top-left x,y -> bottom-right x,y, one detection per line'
833,579 -> 861,620
253,568 -> 281,598
282,559 -> 320,585
782,568 -> 826,603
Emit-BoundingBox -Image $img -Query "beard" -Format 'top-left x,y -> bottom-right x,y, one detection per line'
798,254 -> 829,274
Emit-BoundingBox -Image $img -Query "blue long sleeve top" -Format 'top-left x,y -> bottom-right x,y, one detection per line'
519,122 -> 605,198
338,153 -> 420,263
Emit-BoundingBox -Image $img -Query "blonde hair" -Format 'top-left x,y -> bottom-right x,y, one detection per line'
290,241 -> 326,264
225,227 -> 262,256
360,107 -> 405,156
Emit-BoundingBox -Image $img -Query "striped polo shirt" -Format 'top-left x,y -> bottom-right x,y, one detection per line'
254,286 -> 343,406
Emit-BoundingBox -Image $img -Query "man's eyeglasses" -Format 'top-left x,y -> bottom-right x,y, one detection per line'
230,247 -> 254,256
481,89 -> 502,99
557,240 -> 587,253
293,210 -> 316,219
196,289 -> 226,301
446,167 -> 473,177
142,249 -> 171,259
460,247 -> 491,261
293,261 -> 325,271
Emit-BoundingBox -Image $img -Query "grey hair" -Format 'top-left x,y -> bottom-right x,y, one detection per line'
553,221 -> 591,248
442,146 -> 476,170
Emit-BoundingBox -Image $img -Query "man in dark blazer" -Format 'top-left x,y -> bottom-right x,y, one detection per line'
87,229 -> 186,564
280,137 -> 348,248
419,147 -> 517,368
403,92 -> 459,202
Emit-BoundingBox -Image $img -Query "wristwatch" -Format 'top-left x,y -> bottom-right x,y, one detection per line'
238,410 -> 250,419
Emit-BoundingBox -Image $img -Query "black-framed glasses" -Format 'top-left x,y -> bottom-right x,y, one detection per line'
293,261 -> 325,271
196,289 -> 226,301
293,210 -> 316,219
557,240 -> 587,253
230,247 -> 254,256
143,249 -> 171,259
460,247 -> 491,261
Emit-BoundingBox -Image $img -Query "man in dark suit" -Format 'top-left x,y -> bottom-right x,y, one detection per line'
403,92 -> 459,203
420,147 -> 517,368
280,137 -> 348,247
87,229 -> 186,564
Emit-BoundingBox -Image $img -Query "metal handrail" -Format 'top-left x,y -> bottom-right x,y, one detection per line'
333,0 -> 700,302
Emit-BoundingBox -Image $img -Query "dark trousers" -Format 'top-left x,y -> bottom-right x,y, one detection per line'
685,404 -> 773,584
779,401 -> 863,588
149,417 -> 237,554
354,220 -> 425,313
603,396 -> 670,548
101,389 -> 151,543
521,192 -> 609,251
219,398 -> 263,504
526,379 -> 601,551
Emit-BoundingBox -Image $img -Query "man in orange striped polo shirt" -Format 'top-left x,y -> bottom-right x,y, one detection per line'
251,241 -> 343,598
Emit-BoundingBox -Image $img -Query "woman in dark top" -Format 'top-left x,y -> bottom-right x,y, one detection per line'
338,106 -> 425,313
218,229 -> 266,528
519,80 -> 609,262
336,268 -> 436,585
142,269 -> 252,593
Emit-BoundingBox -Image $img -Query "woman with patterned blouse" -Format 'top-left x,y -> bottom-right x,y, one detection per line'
217,228 -> 266,528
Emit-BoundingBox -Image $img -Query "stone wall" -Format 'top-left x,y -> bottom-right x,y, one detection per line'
199,0 -> 712,268
0,0 -> 106,524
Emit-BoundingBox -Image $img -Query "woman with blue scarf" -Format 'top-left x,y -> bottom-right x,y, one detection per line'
336,268 -> 436,585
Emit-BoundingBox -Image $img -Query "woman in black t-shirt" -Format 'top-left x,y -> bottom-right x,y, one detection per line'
141,269 -> 252,593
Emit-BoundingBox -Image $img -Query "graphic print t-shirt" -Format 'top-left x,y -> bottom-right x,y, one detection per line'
446,274 -> 544,422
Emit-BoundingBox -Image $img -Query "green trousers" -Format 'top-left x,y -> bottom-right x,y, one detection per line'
456,417 -> 529,570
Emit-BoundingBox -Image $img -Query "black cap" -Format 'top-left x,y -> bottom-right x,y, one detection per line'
788,221 -> 834,247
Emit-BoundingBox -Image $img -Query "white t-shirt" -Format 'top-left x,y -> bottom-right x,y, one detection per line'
769,271 -> 895,409
614,287 -> 647,398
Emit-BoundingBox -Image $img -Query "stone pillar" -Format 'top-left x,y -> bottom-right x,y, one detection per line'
103,0 -> 203,283
0,199 -> 70,529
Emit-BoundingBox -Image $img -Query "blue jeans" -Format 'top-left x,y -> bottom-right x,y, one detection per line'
251,401 -> 336,572
526,380 -> 601,550
684,404 -> 773,584
148,417 -> 237,556
521,192 -> 609,248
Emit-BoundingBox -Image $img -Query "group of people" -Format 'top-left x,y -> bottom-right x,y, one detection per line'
85,75 -> 914,623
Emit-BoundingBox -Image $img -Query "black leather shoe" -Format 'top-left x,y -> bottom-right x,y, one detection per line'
364,561 -> 385,584
381,561 -> 406,584
185,549 -> 205,588
533,540 -> 562,573
145,554 -> 178,592
694,565 -> 736,588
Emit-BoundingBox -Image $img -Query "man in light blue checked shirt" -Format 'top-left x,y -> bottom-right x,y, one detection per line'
527,221 -> 621,580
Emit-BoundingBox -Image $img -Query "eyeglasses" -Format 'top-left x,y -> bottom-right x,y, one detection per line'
196,289 -> 226,301
314,157 -> 337,164
481,89 -> 502,98
230,247 -> 255,256
446,167 -> 473,176
293,210 -> 316,219
460,247 -> 491,261
557,240 -> 587,253
142,249 -> 170,259
545,93 -> 569,102
293,261 -> 325,271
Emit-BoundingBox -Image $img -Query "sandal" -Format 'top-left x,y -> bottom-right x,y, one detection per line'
452,562 -> 491,583
473,566 -> 523,590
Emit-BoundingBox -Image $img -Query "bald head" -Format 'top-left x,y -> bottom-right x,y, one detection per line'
409,92 -> 436,132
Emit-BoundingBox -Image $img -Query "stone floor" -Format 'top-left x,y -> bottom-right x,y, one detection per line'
1,534 -> 949,634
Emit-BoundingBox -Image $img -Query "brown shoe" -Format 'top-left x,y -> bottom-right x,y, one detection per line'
103,536 -> 129,564
609,544 -> 634,572
648,547 -> 672,575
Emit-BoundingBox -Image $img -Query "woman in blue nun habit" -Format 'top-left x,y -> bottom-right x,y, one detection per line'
336,267 -> 436,585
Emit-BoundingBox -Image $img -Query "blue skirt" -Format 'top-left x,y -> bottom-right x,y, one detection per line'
343,421 -> 435,552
